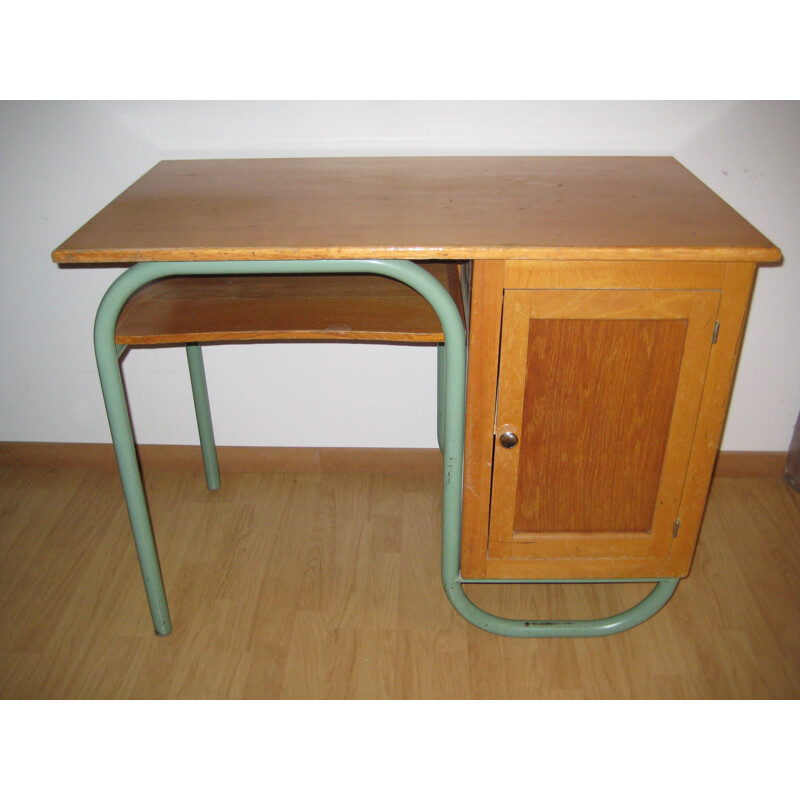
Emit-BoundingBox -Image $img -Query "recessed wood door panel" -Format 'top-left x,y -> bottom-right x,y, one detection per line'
488,289 -> 720,562
515,317 -> 686,532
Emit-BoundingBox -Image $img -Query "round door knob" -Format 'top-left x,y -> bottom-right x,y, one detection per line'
499,431 -> 518,449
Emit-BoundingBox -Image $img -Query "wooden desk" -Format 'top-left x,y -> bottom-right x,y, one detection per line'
54,156 -> 780,636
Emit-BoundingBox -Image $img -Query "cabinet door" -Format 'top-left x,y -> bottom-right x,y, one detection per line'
488,289 -> 720,563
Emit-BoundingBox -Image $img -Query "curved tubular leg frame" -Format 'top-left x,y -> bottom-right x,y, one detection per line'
450,578 -> 679,638
95,259 -> 678,638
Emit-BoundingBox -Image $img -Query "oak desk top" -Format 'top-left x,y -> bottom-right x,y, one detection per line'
52,156 -> 781,265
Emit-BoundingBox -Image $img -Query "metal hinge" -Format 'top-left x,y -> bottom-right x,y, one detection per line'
672,519 -> 681,538
712,320 -> 720,344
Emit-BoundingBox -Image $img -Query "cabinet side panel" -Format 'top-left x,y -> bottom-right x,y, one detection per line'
670,262 -> 758,573
515,318 -> 686,533
460,261 -> 506,578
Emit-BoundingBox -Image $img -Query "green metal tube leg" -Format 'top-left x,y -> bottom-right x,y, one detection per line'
93,259 -> 462,637
94,310 -> 172,636
436,343 -> 446,453
186,343 -> 221,491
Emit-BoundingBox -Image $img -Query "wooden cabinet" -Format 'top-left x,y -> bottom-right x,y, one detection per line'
461,259 -> 758,580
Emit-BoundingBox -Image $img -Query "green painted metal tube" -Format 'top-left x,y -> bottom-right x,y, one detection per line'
115,344 -> 128,358
186,343 -> 221,491
95,298 -> 172,636
94,258 -> 679,639
447,578 -> 679,638
93,259 -> 465,637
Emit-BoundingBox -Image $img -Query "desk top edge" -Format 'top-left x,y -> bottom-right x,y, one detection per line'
52,156 -> 782,265
53,245 -> 782,264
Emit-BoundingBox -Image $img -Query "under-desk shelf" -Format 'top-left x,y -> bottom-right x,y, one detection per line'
115,261 -> 463,345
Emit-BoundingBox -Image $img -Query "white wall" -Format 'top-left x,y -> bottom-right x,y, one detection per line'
1,101 -> 798,451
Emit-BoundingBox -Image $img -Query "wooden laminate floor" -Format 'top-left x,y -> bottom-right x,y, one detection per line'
1,466 -> 798,699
